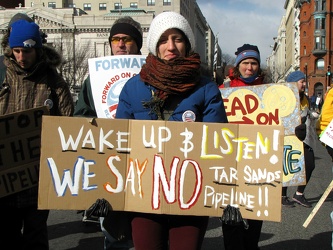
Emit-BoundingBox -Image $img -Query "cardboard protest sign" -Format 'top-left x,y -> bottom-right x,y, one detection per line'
39,116 -> 284,222
88,55 -> 146,118
0,106 -> 49,197
220,83 -> 305,186
319,118 -> 333,148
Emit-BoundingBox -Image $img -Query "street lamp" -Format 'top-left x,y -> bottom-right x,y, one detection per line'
304,63 -> 308,95
327,65 -> 331,93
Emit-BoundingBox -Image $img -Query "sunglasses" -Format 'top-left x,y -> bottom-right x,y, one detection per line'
111,36 -> 134,45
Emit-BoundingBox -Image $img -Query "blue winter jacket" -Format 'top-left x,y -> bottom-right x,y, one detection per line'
116,74 -> 228,123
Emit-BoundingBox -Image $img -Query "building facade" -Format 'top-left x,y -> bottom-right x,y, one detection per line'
299,0 -> 332,99
267,0 -> 299,84
267,16 -> 287,83
0,0 -> 221,94
268,0 -> 333,101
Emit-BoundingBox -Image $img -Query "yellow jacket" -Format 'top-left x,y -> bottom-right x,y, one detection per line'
317,88 -> 333,135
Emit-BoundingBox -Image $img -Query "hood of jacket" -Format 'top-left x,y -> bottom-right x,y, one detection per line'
3,43 -> 63,70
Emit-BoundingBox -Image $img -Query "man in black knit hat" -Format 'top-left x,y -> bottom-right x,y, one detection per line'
74,16 -> 143,117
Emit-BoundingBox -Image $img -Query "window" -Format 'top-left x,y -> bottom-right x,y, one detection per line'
147,0 -> 155,6
48,2 -> 56,8
315,0 -> 326,11
315,0 -> 319,11
130,2 -> 138,8
321,36 -> 326,49
316,58 -> 324,70
114,2 -> 122,9
99,3 -> 107,10
315,36 -> 326,50
322,0 -> 326,10
304,46 -> 307,55
83,3 -> 91,10
321,18 -> 325,29
315,37 -> 320,50
315,16 -> 325,30
69,3 -> 76,7
163,0 -> 171,6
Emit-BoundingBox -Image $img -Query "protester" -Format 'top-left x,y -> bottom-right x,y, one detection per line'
219,66 -> 233,88
318,86 -> 333,144
317,85 -> 333,161
116,11 -> 228,249
1,13 -> 33,84
219,43 -> 264,250
281,70 -> 319,208
0,19 -> 74,249
315,92 -> 323,112
316,80 -> 333,250
0,54 -> 5,84
325,86 -> 332,99
310,94 -> 316,110
74,16 -> 143,117
74,16 -> 143,250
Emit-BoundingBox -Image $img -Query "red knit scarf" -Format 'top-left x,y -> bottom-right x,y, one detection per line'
140,53 -> 201,101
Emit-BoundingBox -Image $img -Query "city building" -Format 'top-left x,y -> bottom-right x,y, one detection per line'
267,16 -> 287,83
299,0 -> 332,99
268,0 -> 332,100
0,0 -> 222,95
267,0 -> 298,84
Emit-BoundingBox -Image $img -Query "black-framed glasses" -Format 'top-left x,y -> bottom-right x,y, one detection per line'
111,36 -> 134,45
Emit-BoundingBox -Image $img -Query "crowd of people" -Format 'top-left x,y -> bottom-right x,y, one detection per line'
1,10 -> 333,250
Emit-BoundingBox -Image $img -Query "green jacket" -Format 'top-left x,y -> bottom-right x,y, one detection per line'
74,75 -> 97,117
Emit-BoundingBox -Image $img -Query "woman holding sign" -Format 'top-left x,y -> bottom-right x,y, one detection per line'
116,11 -> 228,250
219,44 -> 265,250
283,70 -> 319,209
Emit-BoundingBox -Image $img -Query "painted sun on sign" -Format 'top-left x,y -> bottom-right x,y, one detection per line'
220,83 -> 300,135
220,82 -> 305,187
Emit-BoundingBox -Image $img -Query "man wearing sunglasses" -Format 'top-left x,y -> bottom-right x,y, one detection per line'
74,16 -> 143,250
74,16 -> 143,117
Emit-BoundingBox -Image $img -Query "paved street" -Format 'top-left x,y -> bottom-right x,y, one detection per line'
48,139 -> 333,250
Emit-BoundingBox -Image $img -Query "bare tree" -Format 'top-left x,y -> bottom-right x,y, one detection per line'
262,66 -> 274,83
222,53 -> 235,66
265,64 -> 287,83
54,34 -> 95,91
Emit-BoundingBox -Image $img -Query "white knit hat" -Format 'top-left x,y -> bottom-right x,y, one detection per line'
147,11 -> 195,55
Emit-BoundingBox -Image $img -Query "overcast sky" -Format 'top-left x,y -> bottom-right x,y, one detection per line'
196,0 -> 286,66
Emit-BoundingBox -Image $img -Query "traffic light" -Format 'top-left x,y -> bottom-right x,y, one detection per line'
328,65 -> 331,76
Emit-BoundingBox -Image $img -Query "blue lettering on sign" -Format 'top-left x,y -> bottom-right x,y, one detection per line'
95,57 -> 146,71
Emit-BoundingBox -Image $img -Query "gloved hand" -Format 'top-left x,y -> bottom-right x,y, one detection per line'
326,145 -> 333,162
295,123 -> 306,141
301,116 -> 307,124
221,205 -> 246,227
86,198 -> 111,218
310,111 -> 319,119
